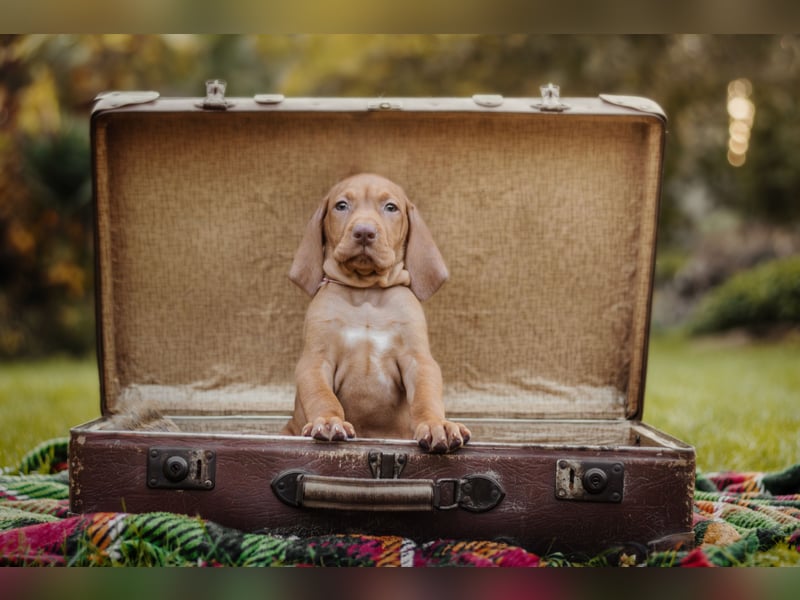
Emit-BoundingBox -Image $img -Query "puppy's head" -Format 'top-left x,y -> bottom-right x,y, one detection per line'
289,173 -> 448,301
324,174 -> 409,280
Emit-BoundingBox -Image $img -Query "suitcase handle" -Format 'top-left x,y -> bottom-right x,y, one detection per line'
271,470 -> 504,513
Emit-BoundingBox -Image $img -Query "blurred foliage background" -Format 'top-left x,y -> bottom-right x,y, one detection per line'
1,33 -> 799,358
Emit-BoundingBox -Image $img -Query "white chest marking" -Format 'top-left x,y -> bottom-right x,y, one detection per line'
341,326 -> 395,388
341,327 -> 393,355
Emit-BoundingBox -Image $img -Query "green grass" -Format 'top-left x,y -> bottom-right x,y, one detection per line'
644,333 -> 800,473
0,356 -> 100,469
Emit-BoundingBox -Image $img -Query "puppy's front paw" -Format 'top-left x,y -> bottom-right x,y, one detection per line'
301,417 -> 356,441
414,420 -> 471,453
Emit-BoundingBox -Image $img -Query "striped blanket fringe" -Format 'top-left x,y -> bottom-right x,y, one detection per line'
1,439 -> 798,567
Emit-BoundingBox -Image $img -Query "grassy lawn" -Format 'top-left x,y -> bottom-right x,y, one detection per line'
645,332 -> 800,473
0,356 -> 100,469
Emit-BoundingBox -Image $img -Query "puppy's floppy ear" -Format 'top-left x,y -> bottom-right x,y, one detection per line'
405,202 -> 449,301
289,200 -> 327,296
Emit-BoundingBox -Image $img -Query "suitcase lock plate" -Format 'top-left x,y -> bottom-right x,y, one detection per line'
555,459 -> 624,503
147,447 -> 216,490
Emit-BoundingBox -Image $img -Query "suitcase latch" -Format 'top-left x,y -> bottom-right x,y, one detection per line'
197,79 -> 233,110
555,459 -> 623,503
368,450 -> 407,479
147,447 -> 216,490
533,83 -> 570,112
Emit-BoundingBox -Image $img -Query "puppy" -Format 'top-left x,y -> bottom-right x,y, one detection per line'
282,173 -> 470,453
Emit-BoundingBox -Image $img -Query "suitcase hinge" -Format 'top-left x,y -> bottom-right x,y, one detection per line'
197,79 -> 233,110
555,459 -> 624,503
533,82 -> 570,112
368,450 -> 407,479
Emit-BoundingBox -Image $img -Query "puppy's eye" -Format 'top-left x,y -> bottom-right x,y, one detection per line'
384,202 -> 399,213
334,200 -> 349,212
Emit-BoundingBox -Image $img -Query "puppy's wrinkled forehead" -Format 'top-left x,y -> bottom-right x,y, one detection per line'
326,174 -> 408,207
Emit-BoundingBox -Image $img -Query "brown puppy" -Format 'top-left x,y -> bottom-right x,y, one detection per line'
282,173 -> 470,453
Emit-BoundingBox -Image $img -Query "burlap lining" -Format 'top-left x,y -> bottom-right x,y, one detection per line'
94,108 -> 662,425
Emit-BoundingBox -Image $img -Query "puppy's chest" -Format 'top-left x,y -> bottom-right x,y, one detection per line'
324,301 -> 407,385
333,314 -> 404,368
340,325 -> 396,356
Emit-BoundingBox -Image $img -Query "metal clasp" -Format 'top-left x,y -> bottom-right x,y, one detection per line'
254,94 -> 285,105
534,83 -> 570,112
555,459 -> 624,503
367,99 -> 403,111
147,447 -> 216,490
198,79 -> 232,110
368,450 -> 407,479
433,475 -> 505,512
472,94 -> 504,108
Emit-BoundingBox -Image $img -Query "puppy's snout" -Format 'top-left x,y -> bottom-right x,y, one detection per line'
352,222 -> 378,245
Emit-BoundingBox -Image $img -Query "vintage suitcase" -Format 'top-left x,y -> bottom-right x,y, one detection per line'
69,82 -> 696,557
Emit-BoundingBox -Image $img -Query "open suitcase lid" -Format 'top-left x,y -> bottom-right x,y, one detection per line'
91,83 -> 666,422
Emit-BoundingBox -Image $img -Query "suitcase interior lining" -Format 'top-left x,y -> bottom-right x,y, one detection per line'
94,108 -> 663,423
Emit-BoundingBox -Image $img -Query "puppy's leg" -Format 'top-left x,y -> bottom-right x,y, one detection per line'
404,356 -> 471,453
294,355 -> 355,441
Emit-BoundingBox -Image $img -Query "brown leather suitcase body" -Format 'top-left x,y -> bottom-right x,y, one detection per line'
69,84 -> 695,557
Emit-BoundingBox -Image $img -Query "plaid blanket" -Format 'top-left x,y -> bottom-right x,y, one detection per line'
1,439 -> 798,567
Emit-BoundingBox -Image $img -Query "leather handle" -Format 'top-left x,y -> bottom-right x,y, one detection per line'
272,471 -> 504,513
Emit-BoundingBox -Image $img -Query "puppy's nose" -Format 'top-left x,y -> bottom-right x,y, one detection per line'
352,223 -> 378,245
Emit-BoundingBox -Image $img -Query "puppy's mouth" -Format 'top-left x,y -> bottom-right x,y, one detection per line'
340,248 -> 392,276
333,230 -> 396,276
